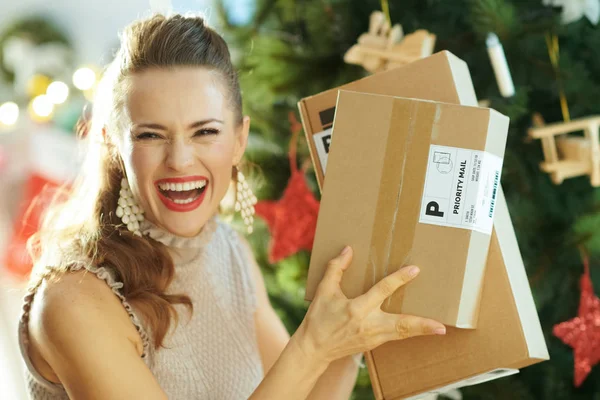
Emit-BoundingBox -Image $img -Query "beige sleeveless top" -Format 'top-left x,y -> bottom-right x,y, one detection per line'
18,215 -> 264,399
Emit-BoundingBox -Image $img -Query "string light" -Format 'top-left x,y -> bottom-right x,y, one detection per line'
73,67 -> 96,91
30,95 -> 54,122
0,102 -> 19,126
1,65 -> 99,126
46,81 -> 69,104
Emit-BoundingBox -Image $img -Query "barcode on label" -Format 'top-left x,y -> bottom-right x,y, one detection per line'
489,170 -> 500,218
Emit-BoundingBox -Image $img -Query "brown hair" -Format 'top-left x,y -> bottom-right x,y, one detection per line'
27,13 -> 243,349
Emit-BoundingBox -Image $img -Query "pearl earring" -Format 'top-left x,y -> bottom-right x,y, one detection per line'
234,169 -> 257,234
115,177 -> 144,236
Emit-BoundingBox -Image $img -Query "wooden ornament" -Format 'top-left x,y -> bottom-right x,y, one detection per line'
528,115 -> 600,186
344,11 -> 436,73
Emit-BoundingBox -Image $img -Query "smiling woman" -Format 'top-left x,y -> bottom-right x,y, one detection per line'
121,67 -> 247,237
16,12 -> 446,400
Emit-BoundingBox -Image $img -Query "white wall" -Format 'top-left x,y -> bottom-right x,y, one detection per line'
0,0 -> 216,66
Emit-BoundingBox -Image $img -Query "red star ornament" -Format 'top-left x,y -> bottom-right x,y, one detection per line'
255,111 -> 320,264
553,256 -> 600,387
255,169 -> 320,264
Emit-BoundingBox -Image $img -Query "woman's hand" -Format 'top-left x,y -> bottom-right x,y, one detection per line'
294,246 -> 446,367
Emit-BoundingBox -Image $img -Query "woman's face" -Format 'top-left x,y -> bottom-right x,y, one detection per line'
117,67 -> 249,237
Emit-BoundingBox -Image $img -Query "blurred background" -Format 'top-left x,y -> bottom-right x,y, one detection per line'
1,0 -> 600,399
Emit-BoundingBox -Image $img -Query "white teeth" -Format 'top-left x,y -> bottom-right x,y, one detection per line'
173,197 -> 195,204
158,180 -> 207,192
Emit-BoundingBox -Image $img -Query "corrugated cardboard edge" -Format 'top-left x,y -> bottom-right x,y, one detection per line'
494,186 -> 550,361
447,54 -> 478,107
365,351 -> 385,400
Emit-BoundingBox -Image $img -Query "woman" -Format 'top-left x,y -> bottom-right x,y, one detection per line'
18,13 -> 446,400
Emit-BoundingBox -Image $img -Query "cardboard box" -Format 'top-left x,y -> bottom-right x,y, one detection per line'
308,91 -> 509,328
298,51 -> 549,399
364,187 -> 549,400
298,50 -> 477,191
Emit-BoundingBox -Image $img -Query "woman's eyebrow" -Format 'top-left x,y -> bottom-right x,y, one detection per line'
133,123 -> 167,130
132,119 -> 225,131
187,118 -> 225,129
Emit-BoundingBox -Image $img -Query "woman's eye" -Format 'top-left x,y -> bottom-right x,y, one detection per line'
136,132 -> 162,140
194,128 -> 220,137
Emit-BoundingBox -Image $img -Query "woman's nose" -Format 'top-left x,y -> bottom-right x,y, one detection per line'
165,138 -> 194,171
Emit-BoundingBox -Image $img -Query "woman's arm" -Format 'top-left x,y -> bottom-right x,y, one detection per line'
27,270 -> 168,400
306,355 -> 360,400
249,246 -> 446,400
250,249 -> 359,399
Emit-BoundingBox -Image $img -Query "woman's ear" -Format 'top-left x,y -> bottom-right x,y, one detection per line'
233,116 -> 250,165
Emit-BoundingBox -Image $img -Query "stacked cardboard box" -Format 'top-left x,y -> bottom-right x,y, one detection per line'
298,51 -> 549,399
308,90 -> 509,328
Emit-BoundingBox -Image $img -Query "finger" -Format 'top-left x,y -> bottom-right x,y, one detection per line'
385,314 -> 446,341
354,265 -> 420,311
357,315 -> 445,351
318,246 -> 353,293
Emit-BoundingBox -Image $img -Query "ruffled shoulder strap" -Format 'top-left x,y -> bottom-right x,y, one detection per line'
20,261 -> 152,361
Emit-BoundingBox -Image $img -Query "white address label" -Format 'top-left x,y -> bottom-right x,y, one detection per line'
313,128 -> 332,173
419,145 -> 503,235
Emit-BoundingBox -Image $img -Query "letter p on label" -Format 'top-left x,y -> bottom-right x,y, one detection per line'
426,201 -> 444,218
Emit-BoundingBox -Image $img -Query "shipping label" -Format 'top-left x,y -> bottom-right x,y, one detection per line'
313,128 -> 332,173
419,145 -> 503,235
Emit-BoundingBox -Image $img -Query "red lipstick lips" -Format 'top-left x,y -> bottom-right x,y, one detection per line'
155,175 -> 208,212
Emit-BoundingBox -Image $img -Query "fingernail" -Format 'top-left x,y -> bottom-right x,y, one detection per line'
341,246 -> 351,255
434,327 -> 446,335
407,266 -> 420,277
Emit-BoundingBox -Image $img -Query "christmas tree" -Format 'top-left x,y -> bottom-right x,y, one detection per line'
218,0 -> 600,398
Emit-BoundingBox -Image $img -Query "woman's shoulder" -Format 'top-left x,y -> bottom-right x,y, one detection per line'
32,266 -> 144,339
23,265 -> 146,383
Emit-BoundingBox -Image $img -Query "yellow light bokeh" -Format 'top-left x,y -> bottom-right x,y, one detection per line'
27,74 -> 52,98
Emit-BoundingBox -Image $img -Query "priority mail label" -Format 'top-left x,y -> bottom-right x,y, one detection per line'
313,128 -> 332,173
419,145 -> 503,235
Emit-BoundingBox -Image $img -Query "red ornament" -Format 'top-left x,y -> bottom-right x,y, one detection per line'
3,128 -> 78,278
553,254 -> 600,387
255,112 -> 320,263
4,173 -> 65,277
